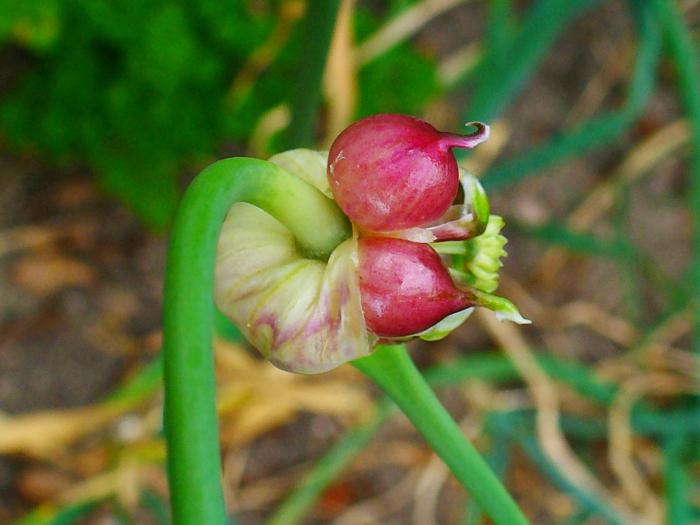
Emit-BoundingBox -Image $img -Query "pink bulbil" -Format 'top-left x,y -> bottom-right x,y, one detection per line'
328,114 -> 489,232
358,237 -> 472,338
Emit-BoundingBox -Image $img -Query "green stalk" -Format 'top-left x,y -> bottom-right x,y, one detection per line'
11,501 -> 98,525
265,400 -> 392,525
650,0 -> 700,353
460,0 -> 602,127
265,353 -> 518,525
664,435 -> 693,524
482,0 -> 660,191
508,218 -> 687,305
353,345 -> 530,525
285,0 -> 342,148
561,509 -> 595,525
484,0 -> 515,66
517,433 -> 624,525
163,158 -> 350,525
649,12 -> 700,518
269,348 -> 700,525
461,414 -> 513,525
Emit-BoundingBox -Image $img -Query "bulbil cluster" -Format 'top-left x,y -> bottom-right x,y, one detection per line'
327,114 -> 490,338
215,114 -> 526,373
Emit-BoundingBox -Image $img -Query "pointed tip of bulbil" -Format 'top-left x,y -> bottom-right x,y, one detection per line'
437,121 -> 490,151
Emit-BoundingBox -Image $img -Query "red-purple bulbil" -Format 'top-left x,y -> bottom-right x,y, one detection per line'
327,114 -> 489,232
358,237 -> 472,338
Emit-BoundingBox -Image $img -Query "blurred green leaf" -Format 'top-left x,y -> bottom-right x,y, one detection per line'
650,0 -> 700,354
664,435 -> 694,525
0,0 -> 273,227
12,501 -> 97,525
353,2 -> 441,117
141,490 -> 171,525
482,1 -> 661,191
507,219 -> 630,259
0,0 -> 441,227
460,0 -> 603,126
106,353 -> 163,406
357,45 -> 440,117
0,0 -> 61,50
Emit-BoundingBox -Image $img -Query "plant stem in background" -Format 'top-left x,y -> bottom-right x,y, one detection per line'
461,414 -> 512,525
664,435 -> 693,524
517,433 -> 624,525
285,0 -> 342,148
265,400 -> 392,525
271,346 -> 700,525
650,0 -> 700,354
353,345 -> 531,525
460,0 -> 602,127
163,158 -> 350,525
651,3 -> 700,522
479,0 -> 660,190
484,0 -> 515,67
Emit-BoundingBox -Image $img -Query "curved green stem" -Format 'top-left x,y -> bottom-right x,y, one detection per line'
163,158 -> 350,525
353,344 -> 530,525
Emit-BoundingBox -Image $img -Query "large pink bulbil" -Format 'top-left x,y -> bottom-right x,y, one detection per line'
327,114 -> 489,232
358,237 -> 472,338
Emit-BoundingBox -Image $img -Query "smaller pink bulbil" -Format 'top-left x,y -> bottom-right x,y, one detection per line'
328,114 -> 489,232
358,237 -> 472,338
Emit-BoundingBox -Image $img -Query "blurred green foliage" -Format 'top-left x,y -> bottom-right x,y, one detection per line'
354,7 -> 439,117
0,0 -> 439,227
